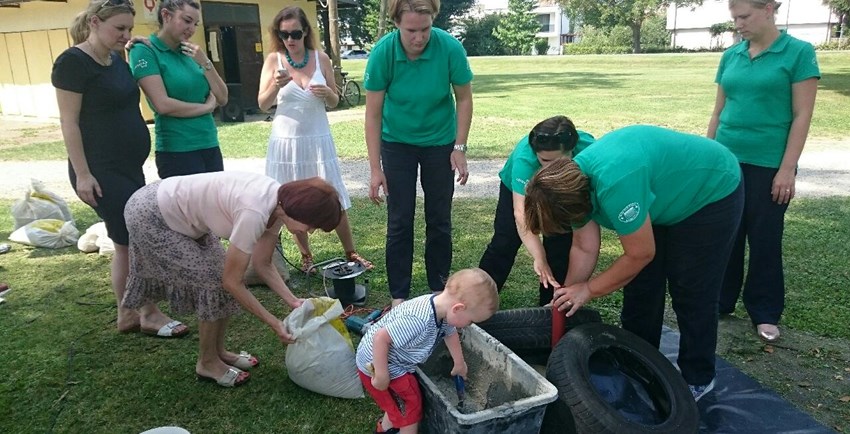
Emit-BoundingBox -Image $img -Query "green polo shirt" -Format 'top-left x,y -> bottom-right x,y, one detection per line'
715,31 -> 820,168
364,27 -> 473,146
129,34 -> 219,153
499,130 -> 596,194
574,125 -> 741,235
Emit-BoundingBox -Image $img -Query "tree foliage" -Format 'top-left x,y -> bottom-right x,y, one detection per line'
560,0 -> 702,53
338,0 -> 477,47
434,0 -> 478,30
458,14 -> 507,56
494,0 -> 541,55
823,0 -> 850,40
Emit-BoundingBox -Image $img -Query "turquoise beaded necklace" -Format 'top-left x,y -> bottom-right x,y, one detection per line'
285,48 -> 309,69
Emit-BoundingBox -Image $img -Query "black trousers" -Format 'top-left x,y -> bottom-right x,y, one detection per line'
719,163 -> 790,326
478,182 -> 572,306
621,181 -> 744,386
381,141 -> 454,299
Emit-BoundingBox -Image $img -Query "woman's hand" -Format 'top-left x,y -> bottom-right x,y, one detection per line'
275,69 -> 292,88
75,173 -> 102,207
451,150 -> 469,185
308,83 -> 333,100
771,167 -> 796,204
272,320 -> 296,344
124,35 -> 151,51
552,282 -> 592,317
180,41 -> 209,66
287,297 -> 304,310
369,169 -> 388,205
203,93 -> 217,111
533,258 -> 559,289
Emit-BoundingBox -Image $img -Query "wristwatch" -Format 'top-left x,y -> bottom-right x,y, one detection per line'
453,143 -> 467,153
202,60 -> 213,71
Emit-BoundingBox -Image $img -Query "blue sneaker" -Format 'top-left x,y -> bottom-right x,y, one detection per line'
689,378 -> 716,402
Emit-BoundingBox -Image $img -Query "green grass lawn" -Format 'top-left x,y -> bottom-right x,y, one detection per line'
2,52 -> 849,161
1,196 -> 849,433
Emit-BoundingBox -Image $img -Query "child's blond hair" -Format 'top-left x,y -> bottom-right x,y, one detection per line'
444,268 -> 499,316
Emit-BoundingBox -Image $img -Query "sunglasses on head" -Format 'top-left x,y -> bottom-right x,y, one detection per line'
99,0 -> 133,9
530,129 -> 574,146
277,30 -> 304,41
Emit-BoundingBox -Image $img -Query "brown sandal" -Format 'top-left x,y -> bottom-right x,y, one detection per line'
301,253 -> 316,274
346,251 -> 374,270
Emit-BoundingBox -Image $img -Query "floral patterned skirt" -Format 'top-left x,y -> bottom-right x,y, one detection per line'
122,181 -> 240,322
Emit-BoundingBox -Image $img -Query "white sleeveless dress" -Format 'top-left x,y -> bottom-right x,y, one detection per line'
265,50 -> 351,209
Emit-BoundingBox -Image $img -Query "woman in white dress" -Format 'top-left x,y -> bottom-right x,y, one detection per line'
258,6 -> 372,273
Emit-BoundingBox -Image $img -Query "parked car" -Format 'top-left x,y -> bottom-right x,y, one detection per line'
341,49 -> 369,60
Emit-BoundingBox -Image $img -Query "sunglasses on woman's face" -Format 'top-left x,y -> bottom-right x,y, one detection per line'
277,30 -> 304,41
99,0 -> 134,9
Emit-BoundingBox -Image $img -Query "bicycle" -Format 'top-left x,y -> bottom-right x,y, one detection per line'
336,70 -> 361,107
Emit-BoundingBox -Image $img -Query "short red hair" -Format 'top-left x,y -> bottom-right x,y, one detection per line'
276,177 -> 342,232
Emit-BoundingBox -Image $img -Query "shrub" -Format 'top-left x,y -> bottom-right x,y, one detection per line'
458,14 -> 506,56
534,37 -> 550,55
563,44 -> 631,55
815,39 -> 850,51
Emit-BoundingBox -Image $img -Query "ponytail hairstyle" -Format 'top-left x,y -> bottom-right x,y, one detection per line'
70,0 -> 136,45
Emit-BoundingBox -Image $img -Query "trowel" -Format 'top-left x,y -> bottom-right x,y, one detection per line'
453,375 -> 466,410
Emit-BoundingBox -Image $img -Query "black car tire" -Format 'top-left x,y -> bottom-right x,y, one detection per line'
543,323 -> 699,434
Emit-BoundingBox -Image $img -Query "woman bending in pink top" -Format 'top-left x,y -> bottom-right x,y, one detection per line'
122,172 -> 342,387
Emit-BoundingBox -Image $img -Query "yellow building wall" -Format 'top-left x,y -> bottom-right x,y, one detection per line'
0,0 -> 316,119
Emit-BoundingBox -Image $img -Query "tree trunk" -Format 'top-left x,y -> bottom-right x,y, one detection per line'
378,0 -> 388,38
630,22 -> 642,54
328,0 -> 342,86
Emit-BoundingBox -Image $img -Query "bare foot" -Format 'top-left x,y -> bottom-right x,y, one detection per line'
117,307 -> 140,333
391,298 -> 405,308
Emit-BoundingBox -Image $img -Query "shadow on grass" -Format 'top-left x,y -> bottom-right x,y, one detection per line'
818,68 -> 850,97
473,71 -> 630,96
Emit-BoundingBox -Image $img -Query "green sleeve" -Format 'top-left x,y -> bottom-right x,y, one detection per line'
363,34 -> 392,92
714,50 -> 730,84
597,168 -> 652,236
792,43 -> 820,83
129,43 -> 160,81
447,37 -> 473,86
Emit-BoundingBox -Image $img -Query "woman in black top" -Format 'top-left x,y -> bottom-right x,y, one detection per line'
52,0 -> 188,338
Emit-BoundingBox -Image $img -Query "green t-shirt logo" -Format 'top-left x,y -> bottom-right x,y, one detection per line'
618,202 -> 640,223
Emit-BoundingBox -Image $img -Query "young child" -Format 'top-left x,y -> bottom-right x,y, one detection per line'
355,268 -> 499,434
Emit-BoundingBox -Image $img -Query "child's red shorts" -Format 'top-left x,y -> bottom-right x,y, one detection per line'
358,370 -> 423,428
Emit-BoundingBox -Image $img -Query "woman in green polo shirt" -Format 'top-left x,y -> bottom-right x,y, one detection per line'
477,115 -> 595,306
129,0 -> 228,179
364,0 -> 473,307
708,0 -> 819,343
524,125 -> 744,402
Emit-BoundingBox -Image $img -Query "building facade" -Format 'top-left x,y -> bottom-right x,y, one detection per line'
471,0 -> 574,54
667,0 -> 840,50
0,0 -> 316,119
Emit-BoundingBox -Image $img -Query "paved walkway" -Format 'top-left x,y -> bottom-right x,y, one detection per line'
1,151 -> 848,201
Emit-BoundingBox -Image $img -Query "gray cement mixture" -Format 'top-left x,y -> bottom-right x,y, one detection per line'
419,343 -> 530,414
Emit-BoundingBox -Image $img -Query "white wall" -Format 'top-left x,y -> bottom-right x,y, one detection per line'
667,0 -> 839,49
